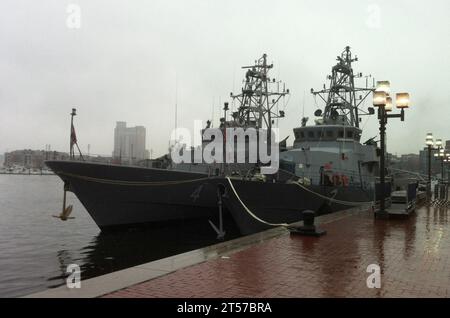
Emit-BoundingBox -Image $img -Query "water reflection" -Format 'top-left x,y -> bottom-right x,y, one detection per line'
51,216 -> 240,287
402,214 -> 417,259
437,206 -> 448,225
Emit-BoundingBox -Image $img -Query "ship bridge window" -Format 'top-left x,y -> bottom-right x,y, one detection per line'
338,131 -> 344,138
326,131 -> 333,138
347,131 -> 354,138
295,131 -> 305,140
308,131 -> 314,138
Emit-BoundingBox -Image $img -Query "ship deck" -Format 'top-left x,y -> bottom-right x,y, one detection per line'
27,203 -> 450,298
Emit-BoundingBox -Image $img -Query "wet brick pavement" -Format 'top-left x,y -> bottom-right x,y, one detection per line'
103,205 -> 450,297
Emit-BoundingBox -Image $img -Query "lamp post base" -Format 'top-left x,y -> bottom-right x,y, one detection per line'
288,226 -> 327,237
374,210 -> 389,219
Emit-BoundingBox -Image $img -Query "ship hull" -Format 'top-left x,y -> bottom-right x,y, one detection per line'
46,161 -> 220,229
46,161 -> 373,235
222,178 -> 373,235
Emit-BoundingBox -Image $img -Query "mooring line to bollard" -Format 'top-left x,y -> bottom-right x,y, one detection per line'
225,176 -> 372,228
292,181 -> 374,207
226,177 -> 289,227
279,168 -> 374,206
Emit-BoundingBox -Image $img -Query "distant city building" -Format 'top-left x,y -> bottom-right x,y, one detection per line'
419,147 -> 440,176
3,150 -> 69,169
399,153 -> 420,172
3,149 -> 113,169
112,121 -> 149,164
386,153 -> 400,166
385,149 -> 440,178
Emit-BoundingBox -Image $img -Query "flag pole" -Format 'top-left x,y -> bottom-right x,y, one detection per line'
70,108 -> 84,161
70,108 -> 76,159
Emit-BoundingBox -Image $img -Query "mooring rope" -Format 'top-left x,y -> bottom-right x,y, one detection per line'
278,168 -> 374,206
291,181 -> 374,206
56,171 -> 210,186
226,177 -> 289,227
225,176 -> 373,229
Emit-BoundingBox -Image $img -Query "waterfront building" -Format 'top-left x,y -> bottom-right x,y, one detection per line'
3,150 -> 69,169
112,122 -> 149,165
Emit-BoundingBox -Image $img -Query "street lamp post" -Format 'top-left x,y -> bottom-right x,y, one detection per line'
425,133 -> 434,199
373,81 -> 410,218
444,154 -> 450,183
433,146 -> 449,201
434,142 -> 446,182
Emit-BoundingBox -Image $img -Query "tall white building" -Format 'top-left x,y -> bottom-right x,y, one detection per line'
113,122 -> 149,164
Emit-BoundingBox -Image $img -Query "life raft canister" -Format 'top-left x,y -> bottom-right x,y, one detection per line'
341,174 -> 349,187
332,174 -> 341,186
332,174 -> 349,186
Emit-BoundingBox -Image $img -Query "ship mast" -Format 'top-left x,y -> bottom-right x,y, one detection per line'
311,46 -> 374,128
228,54 -> 289,130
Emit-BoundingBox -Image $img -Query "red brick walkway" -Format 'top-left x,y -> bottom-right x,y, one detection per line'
103,205 -> 450,298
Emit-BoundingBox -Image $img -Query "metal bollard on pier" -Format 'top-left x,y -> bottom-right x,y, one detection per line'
288,210 -> 327,237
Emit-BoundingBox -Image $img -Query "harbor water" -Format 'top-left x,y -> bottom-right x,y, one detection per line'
0,174 -> 239,297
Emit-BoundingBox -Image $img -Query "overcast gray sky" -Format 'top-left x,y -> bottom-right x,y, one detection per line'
0,0 -> 449,157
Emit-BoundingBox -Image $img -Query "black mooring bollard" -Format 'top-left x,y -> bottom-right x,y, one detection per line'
302,210 -> 316,230
288,210 -> 326,237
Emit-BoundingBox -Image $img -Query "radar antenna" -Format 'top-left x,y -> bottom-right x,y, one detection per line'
228,54 -> 289,130
311,46 -> 374,127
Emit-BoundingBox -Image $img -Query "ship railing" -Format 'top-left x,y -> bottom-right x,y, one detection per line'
303,171 -> 375,189
285,162 -> 378,186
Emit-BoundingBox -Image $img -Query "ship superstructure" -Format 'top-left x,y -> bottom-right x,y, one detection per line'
173,53 -> 289,176
280,46 -> 379,189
